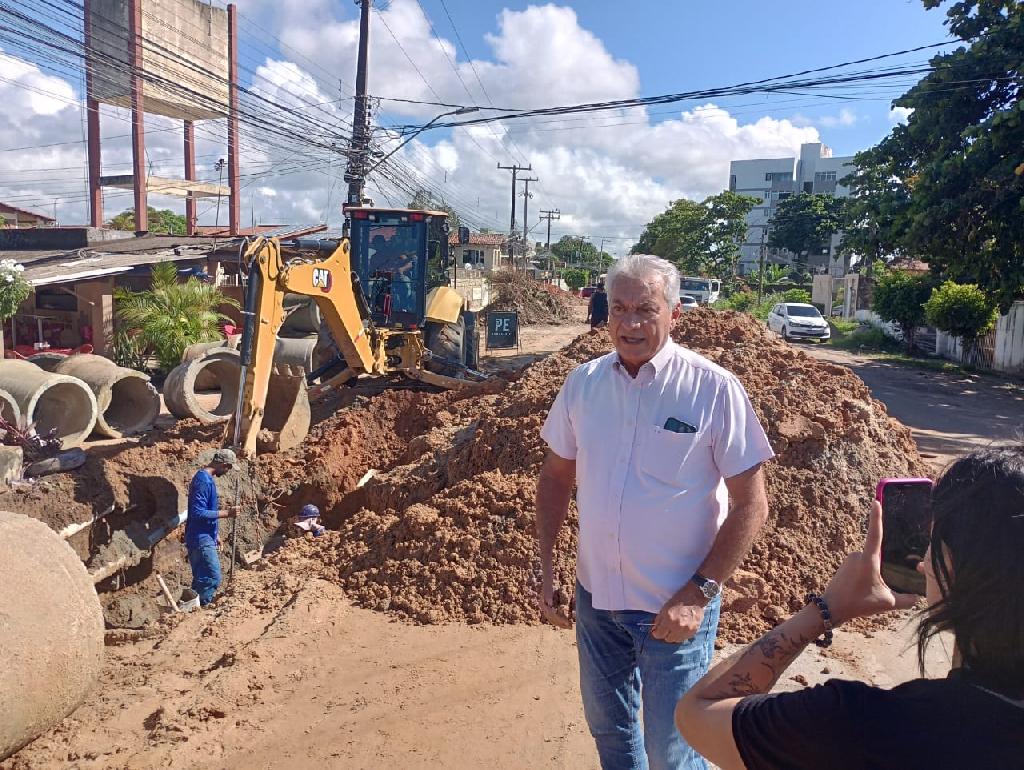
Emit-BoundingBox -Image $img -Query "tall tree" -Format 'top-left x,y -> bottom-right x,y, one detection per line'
407,188 -> 461,231
632,191 -> 757,276
767,193 -> 844,268
838,143 -> 914,272
867,1 -> 1023,310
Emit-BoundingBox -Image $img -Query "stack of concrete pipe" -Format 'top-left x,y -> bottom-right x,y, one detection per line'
0,510 -> 105,760
53,354 -> 160,438
0,360 -> 97,447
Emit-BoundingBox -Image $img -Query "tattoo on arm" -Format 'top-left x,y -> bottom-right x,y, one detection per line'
703,627 -> 813,700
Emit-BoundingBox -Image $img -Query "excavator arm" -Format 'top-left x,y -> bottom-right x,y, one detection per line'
232,236 -> 379,457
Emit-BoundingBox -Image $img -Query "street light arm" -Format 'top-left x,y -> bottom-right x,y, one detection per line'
365,106 -> 479,177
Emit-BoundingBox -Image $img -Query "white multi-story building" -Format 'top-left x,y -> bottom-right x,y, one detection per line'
729,142 -> 855,276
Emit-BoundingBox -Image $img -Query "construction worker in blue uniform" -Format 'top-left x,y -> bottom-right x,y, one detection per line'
184,448 -> 238,605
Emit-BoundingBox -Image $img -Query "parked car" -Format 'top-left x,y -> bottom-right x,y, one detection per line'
679,295 -> 699,311
580,286 -> 597,299
766,302 -> 830,342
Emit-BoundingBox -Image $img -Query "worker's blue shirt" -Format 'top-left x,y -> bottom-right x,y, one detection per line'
185,469 -> 219,550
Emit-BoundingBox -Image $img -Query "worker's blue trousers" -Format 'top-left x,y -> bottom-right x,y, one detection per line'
187,543 -> 222,605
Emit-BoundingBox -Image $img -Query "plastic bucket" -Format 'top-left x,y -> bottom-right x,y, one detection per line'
178,588 -> 200,612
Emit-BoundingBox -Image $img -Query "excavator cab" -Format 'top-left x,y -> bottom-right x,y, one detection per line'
348,208 -> 447,328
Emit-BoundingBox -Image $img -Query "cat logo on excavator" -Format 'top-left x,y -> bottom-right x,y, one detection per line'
312,267 -> 332,292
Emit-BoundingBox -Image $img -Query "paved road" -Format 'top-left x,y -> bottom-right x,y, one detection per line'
804,345 -> 1024,470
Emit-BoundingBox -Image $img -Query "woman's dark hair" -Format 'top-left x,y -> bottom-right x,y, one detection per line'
917,445 -> 1024,696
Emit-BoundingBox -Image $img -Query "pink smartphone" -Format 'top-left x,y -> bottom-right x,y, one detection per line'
875,478 -> 934,595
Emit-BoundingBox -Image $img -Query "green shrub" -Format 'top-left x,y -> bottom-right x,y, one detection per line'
924,281 -> 998,340
0,259 -> 31,321
563,268 -> 587,292
782,288 -> 812,304
872,269 -> 933,351
724,291 -> 757,312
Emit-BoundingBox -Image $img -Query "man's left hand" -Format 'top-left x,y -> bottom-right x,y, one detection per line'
651,592 -> 705,643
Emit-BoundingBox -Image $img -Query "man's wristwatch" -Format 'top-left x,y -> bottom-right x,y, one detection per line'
690,572 -> 722,600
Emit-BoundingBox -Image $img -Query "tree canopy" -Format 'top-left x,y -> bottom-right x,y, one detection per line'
632,191 -> 757,276
551,236 -> 613,270
847,1 -> 1023,310
108,207 -> 187,235
767,193 -> 843,267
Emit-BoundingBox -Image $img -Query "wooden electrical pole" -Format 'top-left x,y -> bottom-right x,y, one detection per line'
539,208 -> 560,249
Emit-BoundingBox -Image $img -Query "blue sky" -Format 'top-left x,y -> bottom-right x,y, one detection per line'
406,0 -> 953,155
1,0 -> 956,246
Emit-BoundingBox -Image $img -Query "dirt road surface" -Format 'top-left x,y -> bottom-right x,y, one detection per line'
803,346 -> 1024,471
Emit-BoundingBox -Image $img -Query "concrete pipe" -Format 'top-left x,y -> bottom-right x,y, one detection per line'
180,336 -> 240,365
0,510 -> 105,760
0,360 -> 97,447
0,387 -> 20,425
163,350 -> 240,424
280,294 -> 321,336
273,337 -> 316,373
52,354 -> 160,438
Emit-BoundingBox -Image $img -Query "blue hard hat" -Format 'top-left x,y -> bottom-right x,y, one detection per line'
299,504 -> 320,519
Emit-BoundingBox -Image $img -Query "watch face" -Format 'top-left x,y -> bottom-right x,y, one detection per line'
702,580 -> 721,599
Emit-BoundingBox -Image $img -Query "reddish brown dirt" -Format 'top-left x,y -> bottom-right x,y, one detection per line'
264,309 -> 925,642
4,309 -> 923,644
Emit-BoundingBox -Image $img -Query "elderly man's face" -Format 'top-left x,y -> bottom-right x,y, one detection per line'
608,274 -> 679,375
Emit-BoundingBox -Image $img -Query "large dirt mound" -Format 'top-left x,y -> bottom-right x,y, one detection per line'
483,271 -> 581,325
271,309 -> 924,642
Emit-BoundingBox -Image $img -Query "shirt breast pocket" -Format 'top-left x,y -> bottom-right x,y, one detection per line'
636,425 -> 707,484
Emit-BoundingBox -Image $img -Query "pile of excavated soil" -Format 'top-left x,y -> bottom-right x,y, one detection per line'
270,309 -> 924,642
483,271 -> 581,325
8,309 -> 923,642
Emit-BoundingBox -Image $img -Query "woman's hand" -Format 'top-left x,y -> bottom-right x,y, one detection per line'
823,500 -> 920,626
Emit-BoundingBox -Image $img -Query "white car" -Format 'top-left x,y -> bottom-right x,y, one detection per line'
767,302 -> 830,342
679,295 -> 699,311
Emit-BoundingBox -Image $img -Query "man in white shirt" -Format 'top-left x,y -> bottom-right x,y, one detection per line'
536,254 -> 773,770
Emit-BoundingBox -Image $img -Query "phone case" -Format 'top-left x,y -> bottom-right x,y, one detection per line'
875,477 -> 933,502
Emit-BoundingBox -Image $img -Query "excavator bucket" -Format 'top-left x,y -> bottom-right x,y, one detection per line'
255,365 -> 311,453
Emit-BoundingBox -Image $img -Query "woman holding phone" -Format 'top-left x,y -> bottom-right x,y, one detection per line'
676,445 -> 1024,769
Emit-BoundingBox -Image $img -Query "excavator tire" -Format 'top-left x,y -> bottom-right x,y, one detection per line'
424,315 -> 466,376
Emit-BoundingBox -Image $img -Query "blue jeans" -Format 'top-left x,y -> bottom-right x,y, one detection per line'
576,582 -> 721,770
188,543 -> 222,605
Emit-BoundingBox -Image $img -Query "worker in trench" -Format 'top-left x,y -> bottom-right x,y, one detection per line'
536,253 -> 773,770
184,448 -> 239,606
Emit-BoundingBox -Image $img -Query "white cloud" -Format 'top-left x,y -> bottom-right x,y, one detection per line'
889,106 -> 913,124
0,5 -> 822,252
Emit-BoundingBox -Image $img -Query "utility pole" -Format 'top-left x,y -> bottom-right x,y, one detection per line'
757,227 -> 767,304
499,160 -> 532,236
345,0 -> 372,214
539,208 -> 560,249
519,175 -> 538,251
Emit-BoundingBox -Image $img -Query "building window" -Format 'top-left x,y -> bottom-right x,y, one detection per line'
803,181 -> 814,193
729,174 -> 737,192
814,171 -> 837,182
765,172 -> 792,182
35,287 -> 76,312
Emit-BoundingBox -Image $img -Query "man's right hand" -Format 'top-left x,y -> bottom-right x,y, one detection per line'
221,507 -> 239,519
538,577 -> 573,629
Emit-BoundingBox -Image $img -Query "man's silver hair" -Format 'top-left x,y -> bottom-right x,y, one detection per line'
606,254 -> 680,309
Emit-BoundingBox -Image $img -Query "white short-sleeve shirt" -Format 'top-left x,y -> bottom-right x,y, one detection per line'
540,340 -> 774,613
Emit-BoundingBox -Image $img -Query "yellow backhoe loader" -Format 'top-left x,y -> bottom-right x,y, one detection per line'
230,208 -> 481,457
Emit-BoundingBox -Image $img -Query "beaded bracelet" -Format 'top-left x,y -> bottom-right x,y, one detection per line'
805,592 -> 834,648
